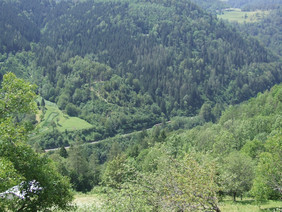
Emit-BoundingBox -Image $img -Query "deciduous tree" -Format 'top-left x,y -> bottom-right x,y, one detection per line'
220,151 -> 254,201
251,132 -> 282,200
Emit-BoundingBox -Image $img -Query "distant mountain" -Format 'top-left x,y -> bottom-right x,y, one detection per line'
39,0 -> 279,106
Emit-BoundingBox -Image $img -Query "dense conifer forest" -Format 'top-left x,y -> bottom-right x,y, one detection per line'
1,0 -> 281,148
0,0 -> 281,211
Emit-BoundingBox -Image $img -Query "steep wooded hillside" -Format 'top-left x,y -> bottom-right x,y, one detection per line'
0,0 -> 281,147
0,1 -> 40,52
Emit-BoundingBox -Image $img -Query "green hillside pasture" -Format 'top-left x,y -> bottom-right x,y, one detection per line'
38,100 -> 92,133
218,9 -> 270,23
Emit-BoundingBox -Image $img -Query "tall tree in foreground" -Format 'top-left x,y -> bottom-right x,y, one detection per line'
0,73 -> 73,211
251,131 -> 282,201
220,151 -> 255,201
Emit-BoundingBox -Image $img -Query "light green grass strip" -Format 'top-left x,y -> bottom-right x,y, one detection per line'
38,100 -> 92,133
219,199 -> 282,212
218,9 -> 270,23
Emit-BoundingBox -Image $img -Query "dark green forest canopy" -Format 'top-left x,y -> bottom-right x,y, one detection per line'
190,0 -> 227,12
0,0 -> 281,148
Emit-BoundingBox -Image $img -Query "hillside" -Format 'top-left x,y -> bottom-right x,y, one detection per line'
0,0 -> 281,149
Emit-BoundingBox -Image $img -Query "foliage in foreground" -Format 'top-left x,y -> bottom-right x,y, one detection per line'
251,132 -> 282,201
101,148 -> 220,212
0,73 -> 73,211
97,84 -> 282,210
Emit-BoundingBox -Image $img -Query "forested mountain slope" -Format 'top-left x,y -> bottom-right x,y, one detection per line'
0,0 -> 281,147
0,1 -> 39,52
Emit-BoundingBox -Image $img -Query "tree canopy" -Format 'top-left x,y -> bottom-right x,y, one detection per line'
0,73 -> 73,211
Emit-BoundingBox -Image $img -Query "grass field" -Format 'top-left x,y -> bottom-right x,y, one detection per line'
219,199 -> 282,212
36,99 -> 93,134
218,9 -> 270,23
70,192 -> 282,212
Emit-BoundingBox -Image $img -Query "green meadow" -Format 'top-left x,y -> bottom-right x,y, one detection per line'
36,99 -> 93,134
218,9 -> 270,23
67,193 -> 282,212
219,199 -> 282,212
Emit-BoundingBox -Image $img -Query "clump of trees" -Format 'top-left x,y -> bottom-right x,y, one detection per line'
251,132 -> 282,200
102,149 -> 221,211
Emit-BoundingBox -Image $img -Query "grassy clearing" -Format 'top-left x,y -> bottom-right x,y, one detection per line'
219,198 -> 282,212
64,193 -> 105,212
36,99 -> 92,134
73,193 -> 103,207
71,192 -> 282,212
53,193 -> 103,211
218,9 -> 270,23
